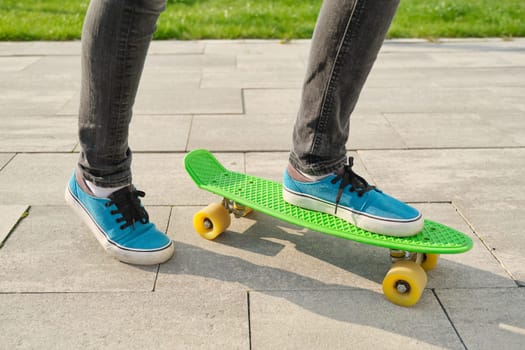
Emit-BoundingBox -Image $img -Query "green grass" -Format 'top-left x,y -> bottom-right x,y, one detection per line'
390,0 -> 525,39
0,0 -> 88,40
0,0 -> 524,41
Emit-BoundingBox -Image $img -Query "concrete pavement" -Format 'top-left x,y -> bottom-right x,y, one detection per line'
1,38 -> 524,349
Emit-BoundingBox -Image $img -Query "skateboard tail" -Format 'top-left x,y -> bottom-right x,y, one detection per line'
184,149 -> 228,187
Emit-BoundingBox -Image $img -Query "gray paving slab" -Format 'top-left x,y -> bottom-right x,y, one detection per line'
0,69 -> 79,94
243,88 -> 301,115
374,52 -> 441,69
0,290 -> 248,350
0,206 -> 168,292
187,114 -> 295,151
128,115 -> 192,152
437,288 -> 525,350
59,87 -> 243,115
158,206 -> 380,292
0,153 -> 77,206
455,199 -> 525,286
355,86 -> 523,115
363,67 -> 432,88
250,290 -> 464,349
201,69 -> 304,89
0,41 -> 81,56
390,67 -> 525,88
384,112 -> 520,148
157,201 -> 513,294
348,113 -> 407,149
358,148 -> 525,203
1,39 -> 524,349
502,51 -> 525,65
236,53 -> 306,70
21,55 -> 80,76
428,51 -> 518,67
138,70 -> 201,90
0,115 -> 77,152
0,152 -> 237,207
0,56 -> 41,72
244,151 -> 291,182
0,41 -> 34,55
204,40 -> 310,55
484,112 -> 525,146
490,86 -> 525,111
0,86 -> 76,117
0,204 -> 28,246
380,38 -> 525,53
188,111 -> 406,152
148,40 -> 205,54
415,203 -> 515,289
143,53 -> 235,72
0,41 -> 80,56
132,152 -> 244,206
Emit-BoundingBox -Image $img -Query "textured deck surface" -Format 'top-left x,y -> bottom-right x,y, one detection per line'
185,149 -> 473,254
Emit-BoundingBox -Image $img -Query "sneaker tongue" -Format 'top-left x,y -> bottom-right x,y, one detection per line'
84,178 -> 129,198
108,185 -> 134,199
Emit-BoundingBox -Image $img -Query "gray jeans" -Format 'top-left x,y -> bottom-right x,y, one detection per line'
78,0 -> 399,186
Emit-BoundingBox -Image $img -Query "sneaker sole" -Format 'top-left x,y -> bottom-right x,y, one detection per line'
282,187 -> 423,237
65,185 -> 174,265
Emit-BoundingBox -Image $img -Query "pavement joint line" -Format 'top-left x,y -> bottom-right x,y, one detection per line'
247,291 -> 253,350
0,205 -> 30,249
432,289 -> 469,350
380,111 -> 409,149
452,201 -> 520,287
0,291 -> 161,295
240,88 -> 247,115
152,264 -> 161,292
153,206 -> 174,292
3,146 -> 525,156
184,116 -> 195,151
70,142 -> 79,153
0,153 -> 16,172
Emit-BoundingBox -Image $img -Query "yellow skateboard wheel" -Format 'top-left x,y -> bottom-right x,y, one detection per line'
382,261 -> 428,307
420,253 -> 440,271
193,203 -> 231,240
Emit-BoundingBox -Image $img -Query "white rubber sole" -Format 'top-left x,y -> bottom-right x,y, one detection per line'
65,186 -> 174,265
282,187 -> 423,237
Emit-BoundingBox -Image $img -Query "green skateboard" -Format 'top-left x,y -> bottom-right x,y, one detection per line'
184,149 -> 473,307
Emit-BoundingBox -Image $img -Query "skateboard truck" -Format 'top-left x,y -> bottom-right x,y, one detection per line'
390,249 -> 435,267
222,198 -> 252,218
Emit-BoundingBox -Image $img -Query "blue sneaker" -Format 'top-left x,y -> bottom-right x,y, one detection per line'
283,158 -> 423,237
65,171 -> 174,265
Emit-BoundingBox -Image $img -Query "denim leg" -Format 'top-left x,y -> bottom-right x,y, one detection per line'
290,0 -> 400,176
78,0 -> 166,187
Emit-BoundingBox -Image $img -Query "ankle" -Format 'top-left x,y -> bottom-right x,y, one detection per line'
287,164 -> 330,182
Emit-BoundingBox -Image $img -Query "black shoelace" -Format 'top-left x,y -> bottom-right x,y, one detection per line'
331,157 -> 376,214
105,186 -> 149,230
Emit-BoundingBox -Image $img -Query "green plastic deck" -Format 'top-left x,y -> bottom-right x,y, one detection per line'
185,149 -> 473,254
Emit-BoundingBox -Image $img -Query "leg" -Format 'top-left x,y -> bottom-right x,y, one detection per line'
284,0 -> 424,237
66,0 -> 174,265
290,0 -> 400,175
78,0 -> 166,187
